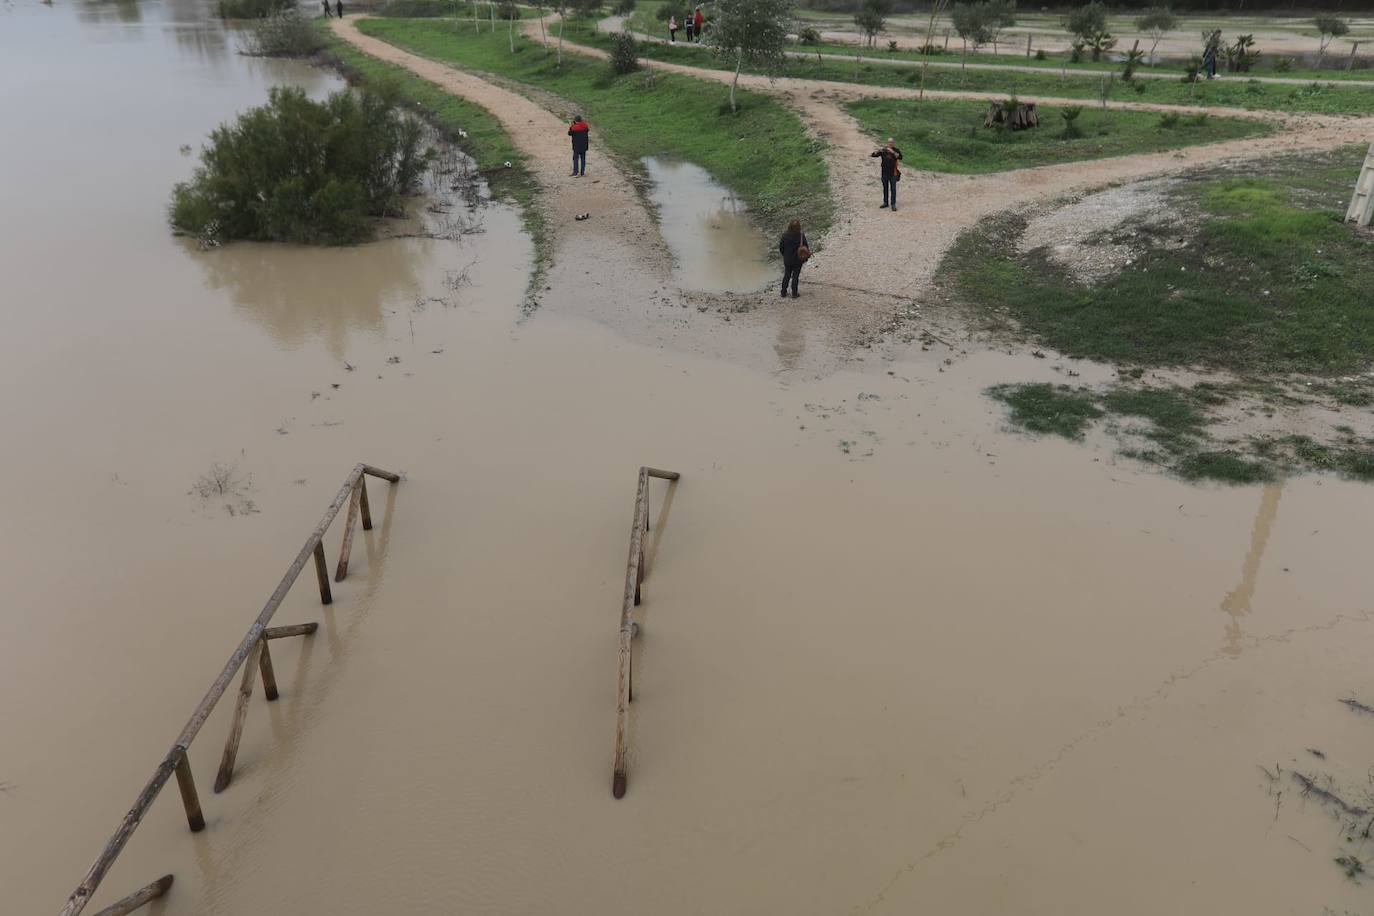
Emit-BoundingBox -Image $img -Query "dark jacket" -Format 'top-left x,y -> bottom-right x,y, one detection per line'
568,120 -> 590,153
871,146 -> 902,177
779,230 -> 808,268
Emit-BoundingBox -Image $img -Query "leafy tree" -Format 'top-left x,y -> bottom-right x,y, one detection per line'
170,87 -> 425,246
1226,33 -> 1257,72
610,29 -> 640,72
1066,1 -> 1114,60
951,0 -> 992,73
984,0 -> 1015,54
1134,6 -> 1176,63
1315,16 -> 1349,60
853,0 -> 893,49
707,0 -> 795,112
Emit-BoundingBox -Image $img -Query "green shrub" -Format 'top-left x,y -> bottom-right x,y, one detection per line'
1059,104 -> 1083,139
1157,111 -> 1180,128
613,0 -> 636,13
610,29 -> 640,73
798,25 -> 822,44
1034,47 -> 1047,60
239,10 -> 326,57
170,86 -> 426,246
218,0 -> 291,19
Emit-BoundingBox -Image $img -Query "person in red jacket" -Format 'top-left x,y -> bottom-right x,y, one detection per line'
568,115 -> 589,177
693,6 -> 704,40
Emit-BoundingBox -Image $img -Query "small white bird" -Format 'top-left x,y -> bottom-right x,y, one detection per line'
458,129 -> 469,138
503,160 -> 512,168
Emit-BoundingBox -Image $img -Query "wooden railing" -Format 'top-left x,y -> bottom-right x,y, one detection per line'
58,463 -> 401,916
612,466 -> 681,799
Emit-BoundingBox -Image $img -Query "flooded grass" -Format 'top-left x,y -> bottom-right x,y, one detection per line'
988,382 -> 1102,438
941,146 -> 1374,375
844,97 -> 1271,174
358,18 -> 836,237
322,30 -> 552,297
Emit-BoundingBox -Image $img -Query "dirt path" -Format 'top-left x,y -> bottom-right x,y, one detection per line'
333,15 -> 670,304
556,16 -> 1374,307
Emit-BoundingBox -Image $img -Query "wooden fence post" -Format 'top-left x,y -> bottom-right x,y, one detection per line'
334,480 -> 362,582
213,636 -> 263,793
172,752 -> 205,833
313,542 -> 332,605
88,875 -> 173,916
359,476 -> 373,531
258,638 -> 279,702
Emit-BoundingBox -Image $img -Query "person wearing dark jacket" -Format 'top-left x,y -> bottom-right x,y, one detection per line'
870,137 -> 902,211
778,219 -> 808,299
335,0 -> 343,17
568,115 -> 589,177
322,0 -> 331,16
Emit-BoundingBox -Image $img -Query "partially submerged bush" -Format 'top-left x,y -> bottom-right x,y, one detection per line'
610,30 -> 640,74
239,10 -> 326,57
218,0 -> 292,19
170,86 -> 426,246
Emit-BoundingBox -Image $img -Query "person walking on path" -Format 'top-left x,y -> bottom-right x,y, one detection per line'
335,0 -> 343,17
1203,29 -> 1222,79
668,14 -> 678,41
870,137 -> 903,211
684,14 -> 694,42
322,0 -> 331,17
568,114 -> 590,177
778,219 -> 809,299
693,6 -> 704,41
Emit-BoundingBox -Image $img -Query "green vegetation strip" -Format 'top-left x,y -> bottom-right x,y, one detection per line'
844,98 -> 1269,174
939,147 -> 1374,375
562,21 -> 1374,115
971,147 -> 1374,484
322,28 -> 551,293
358,18 -> 835,237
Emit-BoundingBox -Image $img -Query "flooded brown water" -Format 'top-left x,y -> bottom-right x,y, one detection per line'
642,155 -> 776,293
6,2 -> 1374,914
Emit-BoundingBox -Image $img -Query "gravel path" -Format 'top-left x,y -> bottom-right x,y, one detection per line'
555,16 -> 1374,305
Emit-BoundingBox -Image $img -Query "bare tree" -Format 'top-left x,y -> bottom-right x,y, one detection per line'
708,0 -> 796,112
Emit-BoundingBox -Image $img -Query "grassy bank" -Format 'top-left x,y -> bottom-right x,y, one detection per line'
358,18 -> 835,238
562,21 -> 1374,115
321,28 -> 551,296
845,98 -> 1270,174
960,147 -> 1374,483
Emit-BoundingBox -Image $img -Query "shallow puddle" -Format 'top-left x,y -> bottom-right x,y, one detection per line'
641,155 -> 776,294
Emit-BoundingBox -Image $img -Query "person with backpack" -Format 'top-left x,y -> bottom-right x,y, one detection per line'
870,137 -> 903,211
778,219 -> 809,299
568,114 -> 590,177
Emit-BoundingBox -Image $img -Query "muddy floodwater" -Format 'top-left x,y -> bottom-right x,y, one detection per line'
641,155 -> 776,293
6,2 -> 1374,915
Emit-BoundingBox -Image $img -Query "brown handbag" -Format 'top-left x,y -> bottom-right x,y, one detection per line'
796,235 -> 810,262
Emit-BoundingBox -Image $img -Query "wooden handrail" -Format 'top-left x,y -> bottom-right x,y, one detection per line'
612,465 -> 680,799
58,463 -> 400,916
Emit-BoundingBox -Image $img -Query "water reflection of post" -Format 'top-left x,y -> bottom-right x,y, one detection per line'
1219,482 -> 1284,657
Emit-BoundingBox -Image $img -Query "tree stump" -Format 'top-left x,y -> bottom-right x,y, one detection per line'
985,102 -> 1039,131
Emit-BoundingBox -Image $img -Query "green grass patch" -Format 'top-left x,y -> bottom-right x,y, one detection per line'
939,148 -> 1374,376
843,97 -> 1269,174
322,27 -> 550,298
560,21 -> 1374,115
1176,450 -> 1274,483
988,382 -> 1102,438
358,17 -> 835,237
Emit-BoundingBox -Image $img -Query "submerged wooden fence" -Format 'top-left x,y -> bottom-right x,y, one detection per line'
58,462 -> 401,916
612,465 -> 681,800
